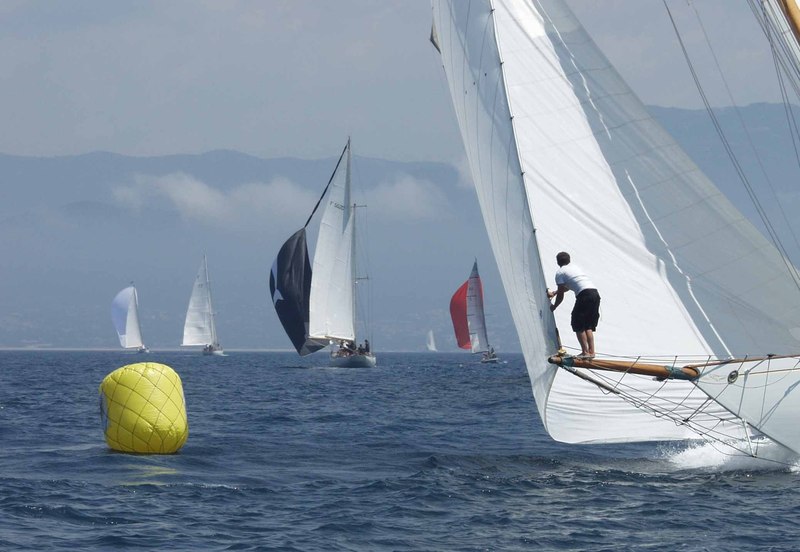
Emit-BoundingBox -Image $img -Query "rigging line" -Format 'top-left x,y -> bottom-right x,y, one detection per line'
303,142 -> 349,229
690,1 -> 800,262
753,0 -> 800,214
665,2 -> 774,233
755,0 -> 800,93
582,369 -> 754,442
663,1 -> 800,293
350,150 -> 373,341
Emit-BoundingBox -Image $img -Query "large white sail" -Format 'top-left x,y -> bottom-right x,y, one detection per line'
111,285 -> 145,349
433,0 -> 800,446
308,140 -> 356,342
182,255 -> 219,348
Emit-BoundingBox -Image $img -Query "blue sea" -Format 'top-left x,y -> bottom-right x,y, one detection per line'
2,351 -> 799,551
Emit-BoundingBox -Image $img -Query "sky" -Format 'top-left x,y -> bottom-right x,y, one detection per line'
0,0 -> 787,163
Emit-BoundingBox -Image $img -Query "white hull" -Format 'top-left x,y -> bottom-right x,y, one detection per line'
330,353 -> 377,368
201,345 -> 224,356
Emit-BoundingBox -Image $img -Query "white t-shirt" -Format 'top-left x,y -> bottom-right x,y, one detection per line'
555,263 -> 596,295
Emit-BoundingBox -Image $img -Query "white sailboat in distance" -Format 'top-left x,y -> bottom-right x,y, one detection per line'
426,330 -> 438,352
432,0 -> 800,460
111,284 -> 148,353
182,254 -> 224,356
450,260 -> 497,363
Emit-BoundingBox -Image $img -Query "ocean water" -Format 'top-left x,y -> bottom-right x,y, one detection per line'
1,351 -> 799,551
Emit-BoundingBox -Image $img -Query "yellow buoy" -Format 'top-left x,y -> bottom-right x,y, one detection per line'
99,362 -> 188,453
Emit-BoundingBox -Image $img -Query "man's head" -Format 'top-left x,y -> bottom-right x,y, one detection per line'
556,251 -> 570,267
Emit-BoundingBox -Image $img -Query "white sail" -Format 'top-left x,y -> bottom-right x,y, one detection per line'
309,141 -> 356,342
466,262 -> 490,354
426,330 -> 438,352
433,0 -> 800,447
182,255 -> 220,348
111,285 -> 145,349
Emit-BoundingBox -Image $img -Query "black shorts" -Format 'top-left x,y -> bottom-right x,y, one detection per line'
571,289 -> 600,332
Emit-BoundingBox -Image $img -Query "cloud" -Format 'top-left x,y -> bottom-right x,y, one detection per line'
453,155 -> 475,189
368,174 -> 451,221
113,172 -> 317,231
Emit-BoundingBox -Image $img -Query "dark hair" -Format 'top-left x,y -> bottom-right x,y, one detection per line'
556,251 -> 570,266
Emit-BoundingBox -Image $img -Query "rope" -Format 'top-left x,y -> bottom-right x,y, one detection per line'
663,0 -> 800,294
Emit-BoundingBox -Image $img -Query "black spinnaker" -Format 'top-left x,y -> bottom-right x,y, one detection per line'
269,228 -> 326,356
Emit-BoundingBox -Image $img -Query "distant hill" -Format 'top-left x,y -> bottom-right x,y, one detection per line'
2,103 -> 799,351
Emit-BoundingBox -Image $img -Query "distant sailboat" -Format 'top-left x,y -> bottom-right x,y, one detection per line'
433,0 -> 800,457
271,138 -> 376,367
182,255 -> 224,356
111,284 -> 148,353
426,330 -> 438,352
450,261 -> 497,363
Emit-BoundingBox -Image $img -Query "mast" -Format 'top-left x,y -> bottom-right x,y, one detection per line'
347,139 -> 357,343
204,254 -> 218,347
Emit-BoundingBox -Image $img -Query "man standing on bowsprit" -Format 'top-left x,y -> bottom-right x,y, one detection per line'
548,251 -> 601,360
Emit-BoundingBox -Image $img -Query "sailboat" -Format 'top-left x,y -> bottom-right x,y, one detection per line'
426,329 -> 438,352
182,254 -> 224,356
111,284 -> 148,353
432,0 -> 800,459
270,138 -> 376,368
450,261 -> 498,363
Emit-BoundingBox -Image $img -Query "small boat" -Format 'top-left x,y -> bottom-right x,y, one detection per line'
426,329 -> 438,352
271,138 -> 376,367
182,254 -> 224,356
450,260 -> 498,363
111,284 -> 149,353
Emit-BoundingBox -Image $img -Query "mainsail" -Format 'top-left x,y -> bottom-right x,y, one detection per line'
182,255 -> 221,350
308,142 -> 356,342
433,0 -> 800,451
111,285 -> 145,350
450,261 -> 490,353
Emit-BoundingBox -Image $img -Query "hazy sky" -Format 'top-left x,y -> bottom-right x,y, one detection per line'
0,1 -> 785,162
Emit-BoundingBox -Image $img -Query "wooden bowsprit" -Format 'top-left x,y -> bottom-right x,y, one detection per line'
547,354 -> 699,381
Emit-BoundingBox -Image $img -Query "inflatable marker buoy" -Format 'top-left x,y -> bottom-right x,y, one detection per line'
99,362 -> 188,453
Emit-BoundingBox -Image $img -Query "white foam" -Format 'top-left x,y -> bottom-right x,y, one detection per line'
663,440 -> 800,472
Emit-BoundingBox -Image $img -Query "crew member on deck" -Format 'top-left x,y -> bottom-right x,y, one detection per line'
548,251 -> 601,360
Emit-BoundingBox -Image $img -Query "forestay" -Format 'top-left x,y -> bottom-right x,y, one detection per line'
433,0 -> 800,445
